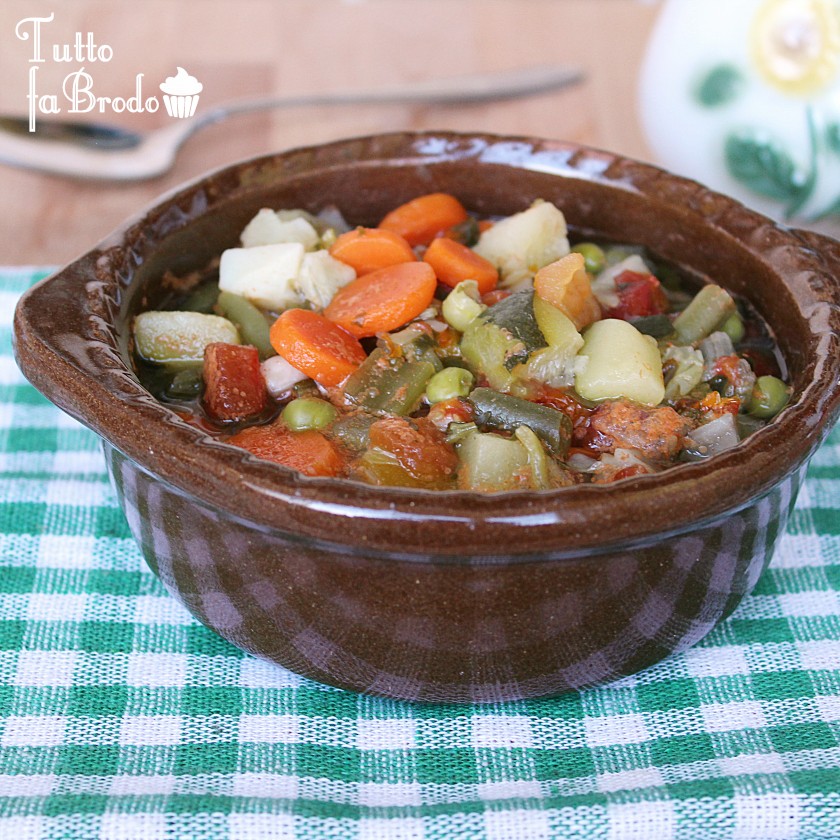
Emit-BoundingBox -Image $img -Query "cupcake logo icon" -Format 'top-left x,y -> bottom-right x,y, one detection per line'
159,66 -> 203,118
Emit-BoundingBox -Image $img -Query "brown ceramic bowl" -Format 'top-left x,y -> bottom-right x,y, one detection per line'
13,132 -> 840,703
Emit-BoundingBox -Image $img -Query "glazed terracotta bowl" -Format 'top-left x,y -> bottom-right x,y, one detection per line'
13,132 -> 840,703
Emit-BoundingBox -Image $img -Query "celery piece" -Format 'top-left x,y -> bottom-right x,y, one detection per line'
468,387 -> 572,457
344,349 -> 436,416
456,430 -> 529,492
673,284 -> 736,344
662,344 -> 704,400
134,311 -> 240,363
514,425 -> 552,490
216,291 -> 273,359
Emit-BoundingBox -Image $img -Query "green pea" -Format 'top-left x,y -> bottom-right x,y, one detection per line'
426,366 -> 474,404
748,375 -> 790,419
720,310 -> 745,344
571,242 -> 606,274
442,280 -> 485,332
281,397 -> 338,431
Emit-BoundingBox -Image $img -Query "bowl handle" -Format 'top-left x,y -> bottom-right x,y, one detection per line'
12,249 -> 134,434
788,226 -> 840,433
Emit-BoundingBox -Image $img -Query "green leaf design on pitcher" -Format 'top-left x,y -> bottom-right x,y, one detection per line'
724,133 -> 806,201
724,107 -> 820,218
695,64 -> 744,107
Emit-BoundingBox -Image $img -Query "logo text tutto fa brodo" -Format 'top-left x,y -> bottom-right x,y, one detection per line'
15,13 -> 202,130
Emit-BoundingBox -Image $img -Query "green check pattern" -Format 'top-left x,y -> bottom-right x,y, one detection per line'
1,267 -> 839,840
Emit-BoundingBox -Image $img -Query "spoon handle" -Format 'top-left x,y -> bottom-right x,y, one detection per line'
198,64 -> 584,127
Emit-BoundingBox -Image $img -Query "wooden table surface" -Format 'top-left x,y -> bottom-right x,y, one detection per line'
0,0 -> 660,266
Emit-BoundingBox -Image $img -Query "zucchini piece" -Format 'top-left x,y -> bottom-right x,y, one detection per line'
516,296 -> 584,388
460,288 -> 546,390
134,311 -> 240,363
514,425 -> 552,489
468,387 -> 572,457
533,295 -> 583,352
574,318 -> 665,406
456,430 -> 530,492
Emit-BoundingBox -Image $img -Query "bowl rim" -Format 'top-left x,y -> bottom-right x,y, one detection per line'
12,130 -> 840,557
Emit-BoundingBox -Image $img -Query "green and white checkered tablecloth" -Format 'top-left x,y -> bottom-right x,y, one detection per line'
1,267 -> 839,840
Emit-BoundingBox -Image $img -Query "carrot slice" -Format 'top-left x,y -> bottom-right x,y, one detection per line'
534,252 -> 601,331
329,227 -> 415,276
379,193 -> 468,247
228,423 -> 344,477
323,261 -> 437,338
269,308 -> 366,387
423,237 -> 498,294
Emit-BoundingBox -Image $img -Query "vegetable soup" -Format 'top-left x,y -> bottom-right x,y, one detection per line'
132,194 -> 790,491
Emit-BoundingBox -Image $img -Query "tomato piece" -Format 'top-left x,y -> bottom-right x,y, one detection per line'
480,289 -> 511,307
604,270 -> 669,320
228,423 -> 345,477
426,397 -> 474,432
534,387 -> 595,446
366,416 -> 459,487
203,343 -> 267,422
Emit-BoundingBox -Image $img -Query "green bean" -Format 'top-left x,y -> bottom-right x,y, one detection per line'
426,367 -> 474,404
344,348 -> 436,416
748,375 -> 790,419
331,412 -> 377,452
182,281 -> 220,314
281,398 -> 338,431
629,314 -> 674,338
468,387 -> 572,457
571,242 -> 606,274
673,284 -> 736,344
216,291 -> 273,359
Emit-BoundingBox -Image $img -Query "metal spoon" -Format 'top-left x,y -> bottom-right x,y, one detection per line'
0,65 -> 582,182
